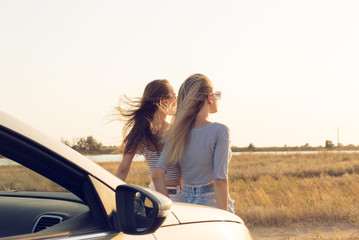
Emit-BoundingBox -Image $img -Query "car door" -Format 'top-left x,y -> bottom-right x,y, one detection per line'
0,120 -> 157,240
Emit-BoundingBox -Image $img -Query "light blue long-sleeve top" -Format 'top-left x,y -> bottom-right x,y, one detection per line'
156,122 -> 232,185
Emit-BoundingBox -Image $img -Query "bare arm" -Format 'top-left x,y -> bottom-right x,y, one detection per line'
152,167 -> 169,197
214,179 -> 228,211
115,152 -> 136,181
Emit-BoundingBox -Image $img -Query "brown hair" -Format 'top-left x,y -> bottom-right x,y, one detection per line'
116,79 -> 172,154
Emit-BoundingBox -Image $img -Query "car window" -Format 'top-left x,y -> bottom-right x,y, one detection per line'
0,123 -> 112,239
0,156 -> 67,192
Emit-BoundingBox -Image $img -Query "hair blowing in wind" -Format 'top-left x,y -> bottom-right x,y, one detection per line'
115,79 -> 171,154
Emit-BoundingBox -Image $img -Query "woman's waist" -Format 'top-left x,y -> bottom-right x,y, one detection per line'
182,181 -> 214,194
165,179 -> 182,187
149,181 -> 182,195
183,181 -> 214,187
165,182 -> 182,195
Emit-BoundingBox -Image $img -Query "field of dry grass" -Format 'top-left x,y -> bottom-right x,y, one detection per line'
0,165 -> 66,192
2,151 -> 359,231
228,152 -> 359,227
99,152 -> 359,228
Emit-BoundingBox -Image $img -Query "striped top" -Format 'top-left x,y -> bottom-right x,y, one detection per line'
143,147 -> 182,182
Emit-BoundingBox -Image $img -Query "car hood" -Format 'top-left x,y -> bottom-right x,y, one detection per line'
164,202 -> 244,225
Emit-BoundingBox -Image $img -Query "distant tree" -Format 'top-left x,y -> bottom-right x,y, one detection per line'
61,136 -> 121,154
72,136 -> 102,152
248,143 -> 255,151
325,140 -> 334,149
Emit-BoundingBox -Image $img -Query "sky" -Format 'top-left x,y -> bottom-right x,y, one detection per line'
1,0 -> 359,148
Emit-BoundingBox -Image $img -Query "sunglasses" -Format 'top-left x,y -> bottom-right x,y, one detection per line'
210,91 -> 221,100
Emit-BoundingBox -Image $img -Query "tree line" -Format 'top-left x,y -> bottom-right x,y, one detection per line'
232,140 -> 359,152
62,136 -> 359,155
61,136 -> 119,155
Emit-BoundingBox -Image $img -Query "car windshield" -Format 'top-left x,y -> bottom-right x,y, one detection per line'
0,156 -> 67,192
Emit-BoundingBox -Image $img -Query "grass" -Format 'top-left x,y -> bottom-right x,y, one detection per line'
228,152 -> 359,227
99,161 -> 152,186
2,152 -> 359,228
0,165 -> 66,192
99,152 -> 359,227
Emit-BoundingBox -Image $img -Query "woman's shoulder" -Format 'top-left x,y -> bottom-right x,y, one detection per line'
211,122 -> 231,138
193,122 -> 230,136
212,122 -> 230,131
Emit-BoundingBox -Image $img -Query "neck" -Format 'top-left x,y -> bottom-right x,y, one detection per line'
193,104 -> 211,128
151,110 -> 168,135
152,109 -> 166,125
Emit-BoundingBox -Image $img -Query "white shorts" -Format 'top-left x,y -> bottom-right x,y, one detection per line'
149,181 -> 181,202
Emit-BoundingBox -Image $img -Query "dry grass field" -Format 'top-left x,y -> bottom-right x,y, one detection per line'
99,152 -> 359,228
2,151 -> 359,238
0,165 -> 66,192
228,152 -> 359,227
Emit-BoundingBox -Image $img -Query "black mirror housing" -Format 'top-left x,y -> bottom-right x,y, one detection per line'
115,184 -> 172,235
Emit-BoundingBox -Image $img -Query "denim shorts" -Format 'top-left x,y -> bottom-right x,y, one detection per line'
180,184 -> 216,208
180,184 -> 235,213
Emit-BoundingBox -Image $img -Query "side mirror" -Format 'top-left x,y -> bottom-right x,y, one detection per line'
115,184 -> 172,235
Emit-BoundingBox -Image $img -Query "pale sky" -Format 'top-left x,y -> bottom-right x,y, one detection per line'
1,0 -> 358,147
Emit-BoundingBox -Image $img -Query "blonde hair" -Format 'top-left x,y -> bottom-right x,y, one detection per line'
163,74 -> 213,165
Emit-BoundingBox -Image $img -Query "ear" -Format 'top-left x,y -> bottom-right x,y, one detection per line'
206,95 -> 213,104
162,98 -> 169,107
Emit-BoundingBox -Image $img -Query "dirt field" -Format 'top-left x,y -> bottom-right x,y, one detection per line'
249,224 -> 359,239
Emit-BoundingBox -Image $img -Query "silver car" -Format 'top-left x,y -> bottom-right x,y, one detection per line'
0,111 -> 252,240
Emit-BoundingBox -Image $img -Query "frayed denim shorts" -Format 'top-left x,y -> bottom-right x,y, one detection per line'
180,183 -> 235,213
181,184 -> 216,207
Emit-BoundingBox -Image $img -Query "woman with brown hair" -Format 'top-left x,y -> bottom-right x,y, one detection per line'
153,74 -> 234,212
115,79 -> 182,201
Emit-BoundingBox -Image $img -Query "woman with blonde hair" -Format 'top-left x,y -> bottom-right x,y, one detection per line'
115,79 -> 182,201
153,74 -> 234,212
